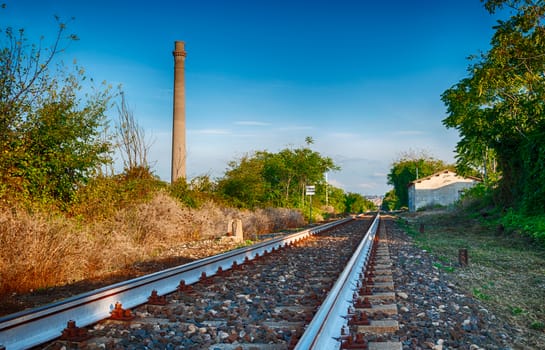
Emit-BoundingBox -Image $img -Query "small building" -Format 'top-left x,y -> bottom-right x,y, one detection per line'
408,170 -> 480,212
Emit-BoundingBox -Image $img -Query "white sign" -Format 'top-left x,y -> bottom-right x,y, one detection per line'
306,185 -> 315,196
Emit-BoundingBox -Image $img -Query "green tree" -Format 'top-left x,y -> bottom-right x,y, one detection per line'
217,142 -> 339,209
381,189 -> 398,211
387,151 -> 450,209
0,13 -> 113,204
324,185 -> 346,214
344,192 -> 375,213
217,153 -> 268,208
441,0 -> 545,212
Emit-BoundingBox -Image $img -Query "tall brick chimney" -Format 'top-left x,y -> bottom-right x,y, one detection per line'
171,41 -> 186,183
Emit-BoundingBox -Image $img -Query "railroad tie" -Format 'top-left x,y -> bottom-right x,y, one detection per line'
346,218 -> 402,350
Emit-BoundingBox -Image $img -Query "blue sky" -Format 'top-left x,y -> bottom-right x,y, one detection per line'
3,1 -> 502,195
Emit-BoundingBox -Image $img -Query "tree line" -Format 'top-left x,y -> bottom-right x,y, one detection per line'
386,1 -> 545,216
442,0 -> 545,214
169,141 -> 376,215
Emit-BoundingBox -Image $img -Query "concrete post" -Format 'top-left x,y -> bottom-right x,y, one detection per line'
226,219 -> 244,243
233,219 -> 243,242
171,41 -> 187,183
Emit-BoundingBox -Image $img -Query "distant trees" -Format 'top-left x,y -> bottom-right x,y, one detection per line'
442,0 -> 545,213
0,13 -> 113,204
217,145 -> 339,209
381,190 -> 397,211
387,151 -> 451,209
344,192 -> 375,213
215,143 -> 378,215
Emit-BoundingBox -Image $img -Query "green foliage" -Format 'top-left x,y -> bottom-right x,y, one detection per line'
217,143 -> 339,210
458,182 -> 497,211
473,287 -> 492,301
520,126 -> 545,214
169,175 -> 218,208
498,209 -> 545,244
70,169 -> 165,220
216,152 -> 269,208
381,189 -> 398,211
441,0 -> 545,212
0,11 -> 113,206
325,186 -> 348,214
530,321 -> 545,331
387,151 -> 451,209
432,262 -> 455,273
510,306 -> 526,316
344,192 -> 375,213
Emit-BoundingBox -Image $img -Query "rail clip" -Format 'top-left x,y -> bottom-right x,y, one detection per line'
110,302 -> 134,321
341,333 -> 368,349
148,290 -> 167,305
59,320 -> 91,342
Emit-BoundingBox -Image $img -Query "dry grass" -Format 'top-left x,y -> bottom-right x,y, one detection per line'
0,191 -> 305,297
400,209 -> 545,349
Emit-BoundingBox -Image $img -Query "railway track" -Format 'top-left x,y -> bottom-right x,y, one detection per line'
0,213 -> 403,350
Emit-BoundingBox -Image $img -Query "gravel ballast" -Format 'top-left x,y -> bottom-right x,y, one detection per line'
385,217 -> 517,350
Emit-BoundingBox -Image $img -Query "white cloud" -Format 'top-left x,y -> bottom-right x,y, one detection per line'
235,120 -> 272,126
392,130 -> 426,136
190,129 -> 232,135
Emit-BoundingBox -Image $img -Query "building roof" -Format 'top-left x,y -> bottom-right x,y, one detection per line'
408,170 -> 481,190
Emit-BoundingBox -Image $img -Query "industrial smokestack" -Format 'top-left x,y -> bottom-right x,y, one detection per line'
171,41 -> 186,183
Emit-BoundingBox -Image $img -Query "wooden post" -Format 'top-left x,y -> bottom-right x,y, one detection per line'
459,248 -> 468,267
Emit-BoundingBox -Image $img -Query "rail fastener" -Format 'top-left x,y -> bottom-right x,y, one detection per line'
341,333 -> 368,349
59,320 -> 91,342
147,290 -> 167,305
348,312 -> 370,326
109,302 -> 134,321
354,297 -> 372,309
199,271 -> 214,285
177,279 -> 194,293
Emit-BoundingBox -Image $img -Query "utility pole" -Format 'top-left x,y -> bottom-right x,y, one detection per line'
325,172 -> 329,206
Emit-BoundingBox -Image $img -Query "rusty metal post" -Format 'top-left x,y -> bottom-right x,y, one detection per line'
419,223 -> 424,233
459,248 -> 468,267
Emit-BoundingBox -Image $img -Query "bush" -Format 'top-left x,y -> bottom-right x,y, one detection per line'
69,170 -> 165,221
499,210 -> 545,244
0,190 -> 306,297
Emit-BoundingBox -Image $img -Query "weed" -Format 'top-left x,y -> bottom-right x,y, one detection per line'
510,306 -> 526,315
438,255 -> 449,263
432,262 -> 455,273
530,321 -> 545,331
472,287 -> 492,301
235,240 -> 255,249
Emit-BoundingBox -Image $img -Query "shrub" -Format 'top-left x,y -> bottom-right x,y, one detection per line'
0,191 -> 307,297
498,209 -> 545,244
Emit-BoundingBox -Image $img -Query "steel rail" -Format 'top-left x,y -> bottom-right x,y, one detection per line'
295,213 -> 380,350
0,217 -> 353,350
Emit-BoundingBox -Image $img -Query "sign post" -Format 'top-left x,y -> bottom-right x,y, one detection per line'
305,185 -> 315,224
